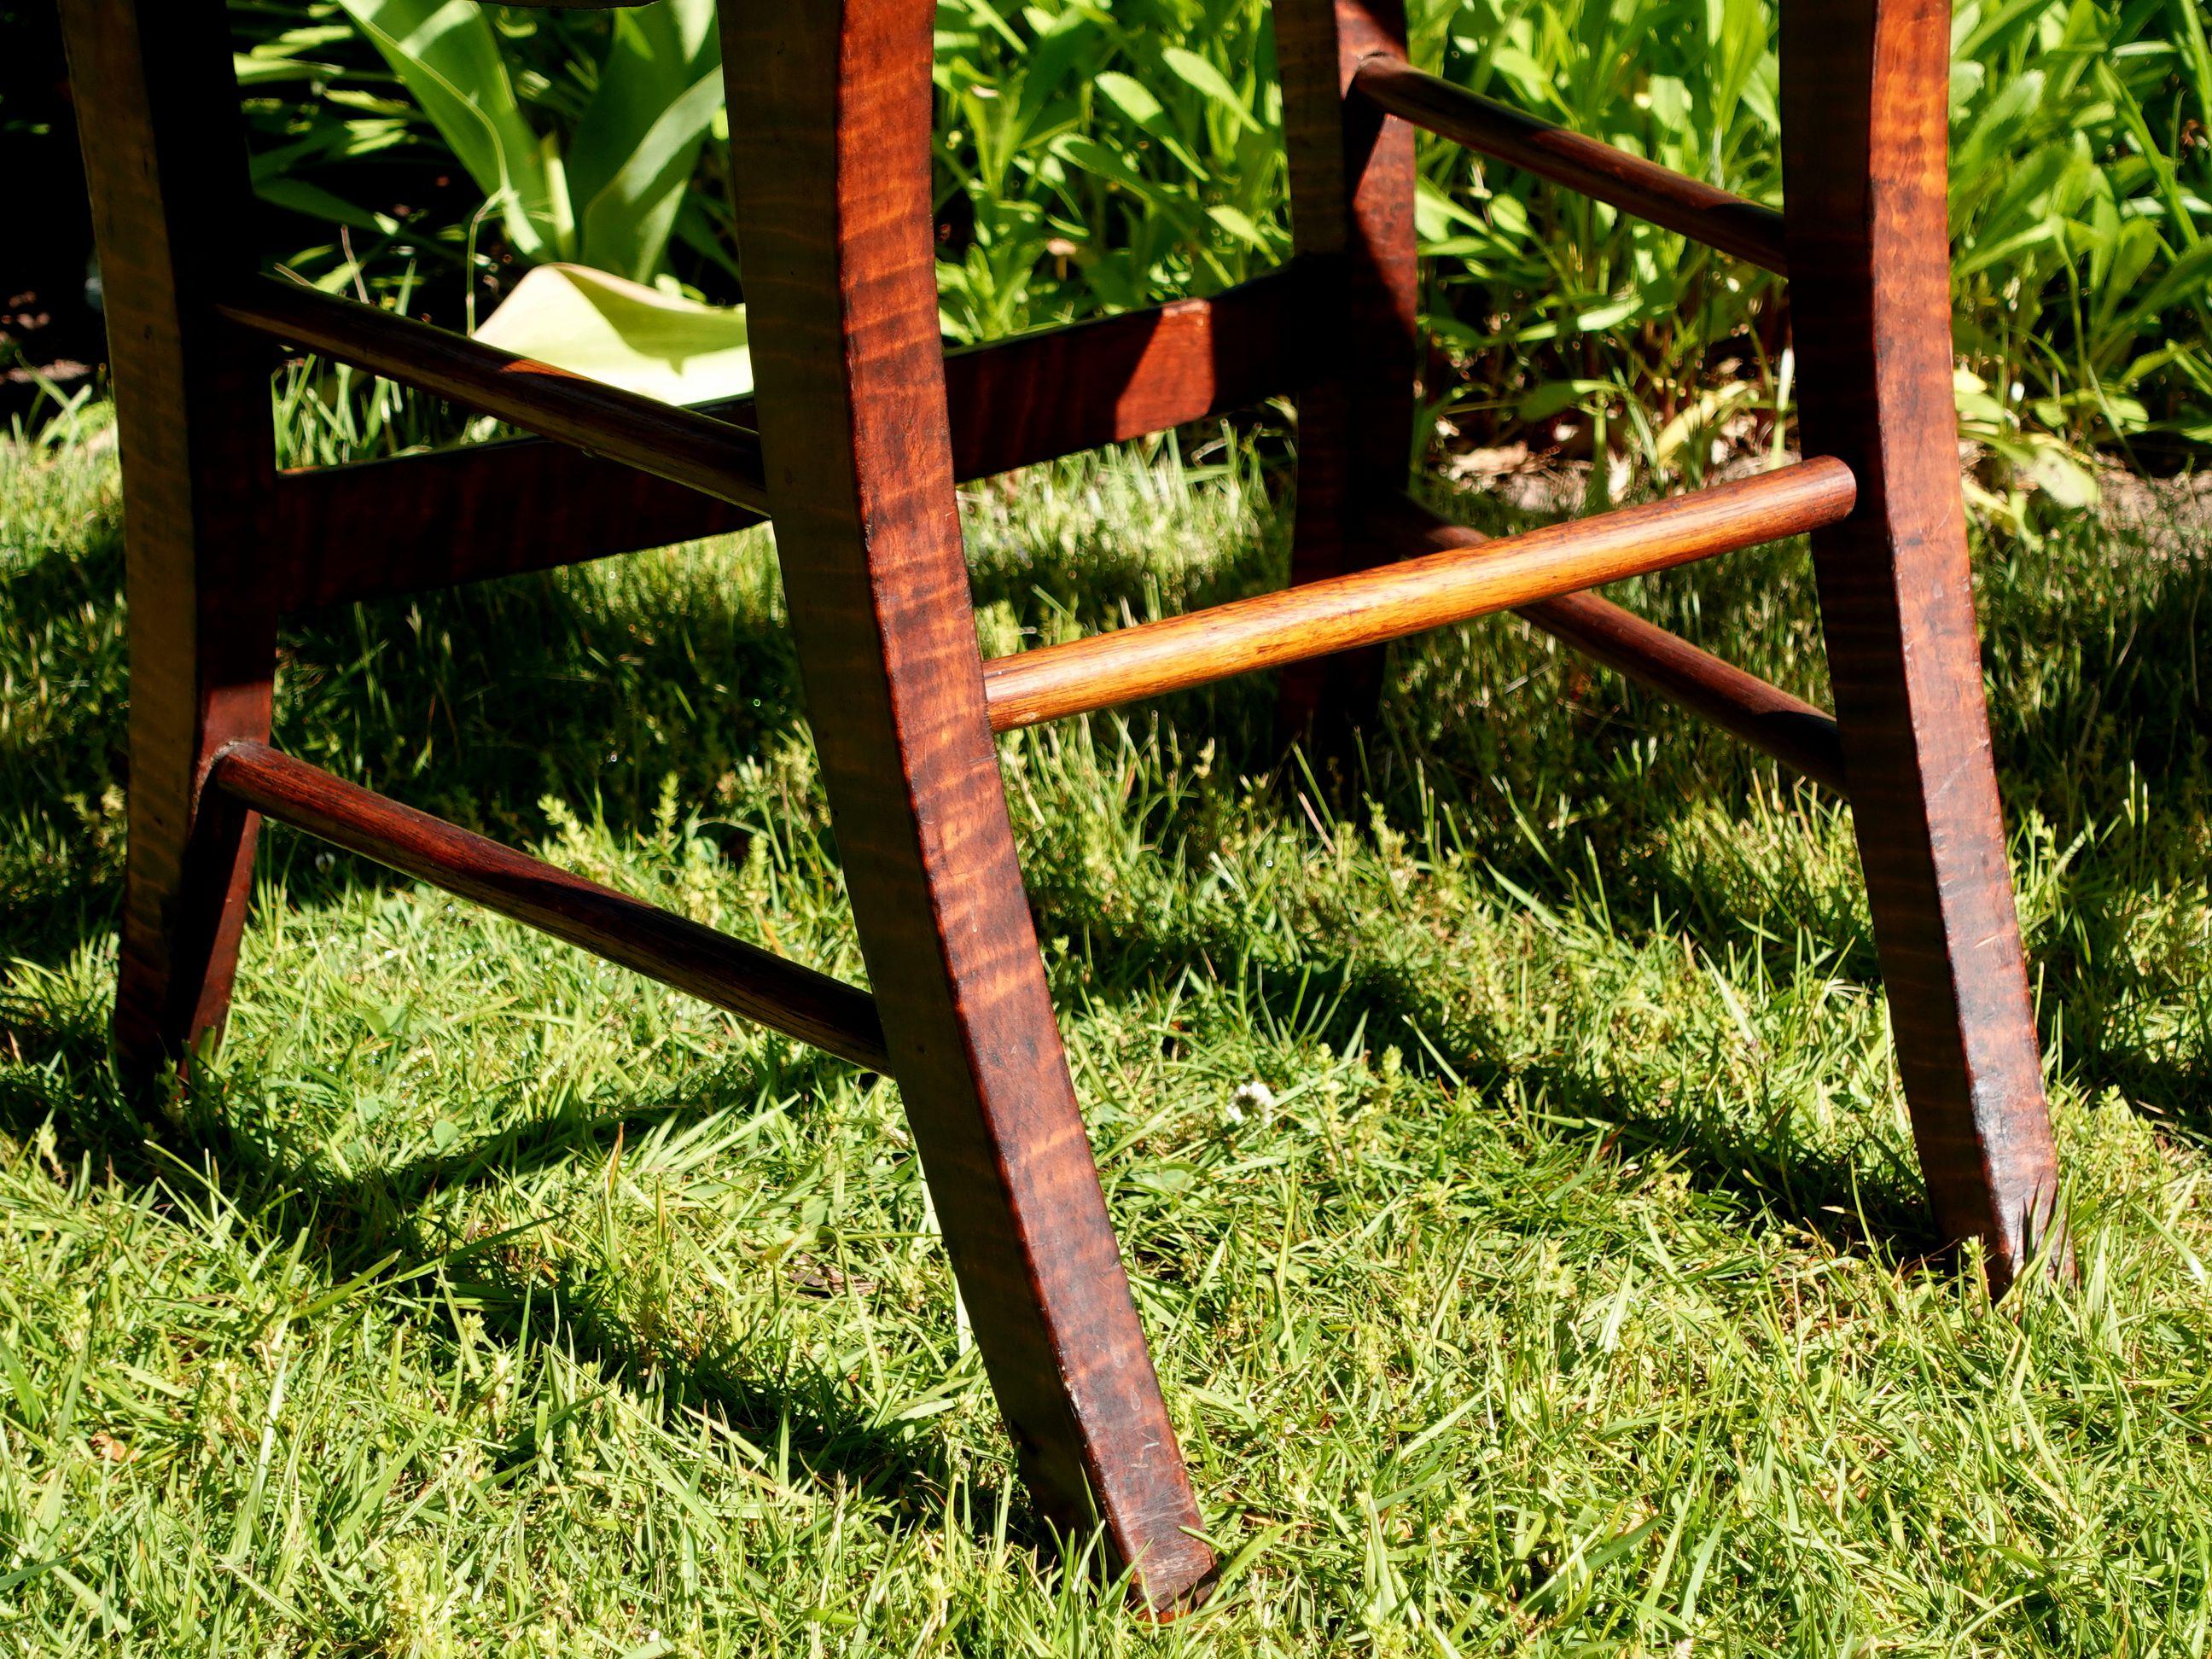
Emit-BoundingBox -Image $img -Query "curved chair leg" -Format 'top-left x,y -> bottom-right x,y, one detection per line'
1782,0 -> 2063,1294
1272,0 -> 1420,755
720,0 -> 1214,1612
61,0 -> 277,1098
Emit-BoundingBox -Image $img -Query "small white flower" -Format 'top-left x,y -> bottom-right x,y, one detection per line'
1228,1080 -> 1278,1126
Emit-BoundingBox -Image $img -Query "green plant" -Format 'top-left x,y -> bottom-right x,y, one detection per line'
231,0 -> 2209,476
236,0 -> 731,293
1406,0 -> 1790,481
932,0 -> 1290,341
1946,0 -> 2212,459
926,0 -> 2210,480
336,0 -> 724,282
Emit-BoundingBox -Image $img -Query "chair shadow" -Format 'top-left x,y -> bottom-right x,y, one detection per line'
1017,846 -> 1941,1268
0,999 -> 1021,1551
0,527 -> 820,966
0,535 -> 132,967
1977,529 -> 2212,1133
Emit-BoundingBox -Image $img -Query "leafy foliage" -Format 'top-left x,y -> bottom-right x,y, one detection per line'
236,0 -> 735,296
473,263 -> 754,404
928,0 -> 2212,472
239,0 -> 2209,473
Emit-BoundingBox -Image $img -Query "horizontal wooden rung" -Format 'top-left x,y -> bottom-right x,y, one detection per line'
946,264 -> 1315,481
1517,591 -> 1846,792
219,276 -> 770,511
1350,55 -> 1788,273
263,267 -> 1315,614
205,742 -> 889,1071
981,458 -> 1854,731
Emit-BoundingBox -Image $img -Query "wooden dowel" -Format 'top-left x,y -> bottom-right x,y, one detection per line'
1351,56 -> 1788,273
981,459 -> 1854,731
219,276 -> 771,511
206,742 -> 889,1070
1392,503 -> 1849,790
1517,591 -> 1847,792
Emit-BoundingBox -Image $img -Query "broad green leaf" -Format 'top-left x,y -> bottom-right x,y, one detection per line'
253,178 -> 401,237
1160,48 -> 1263,133
576,68 -> 726,283
331,0 -> 560,262
1091,71 -> 1206,175
474,264 -> 753,407
1206,204 -> 1272,250
1016,10 -> 1105,130
1093,72 -> 1168,132
567,0 -> 724,281
1516,379 -> 1617,422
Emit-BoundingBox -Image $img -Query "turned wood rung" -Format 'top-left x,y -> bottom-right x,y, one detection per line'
1387,504 -> 1848,790
1520,594 -> 1846,792
981,458 -> 1854,731
219,276 -> 771,511
1351,55 -> 1788,273
205,742 -> 889,1070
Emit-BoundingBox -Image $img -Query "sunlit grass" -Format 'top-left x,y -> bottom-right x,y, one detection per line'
2,412 -> 2209,1652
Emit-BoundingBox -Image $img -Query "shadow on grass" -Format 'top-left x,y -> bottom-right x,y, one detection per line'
0,1000 -> 1013,1554
1980,527 -> 2212,1128
1021,857 -> 1942,1266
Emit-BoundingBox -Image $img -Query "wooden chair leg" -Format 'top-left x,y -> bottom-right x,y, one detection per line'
1273,0 -> 1420,754
114,632 -> 274,1096
720,0 -> 1214,1612
1782,0 -> 2063,1294
60,0 -> 279,1097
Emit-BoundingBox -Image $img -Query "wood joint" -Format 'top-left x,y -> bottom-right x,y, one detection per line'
220,276 -> 771,511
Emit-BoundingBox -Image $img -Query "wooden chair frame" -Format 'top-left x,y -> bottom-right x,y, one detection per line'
62,0 -> 2061,1613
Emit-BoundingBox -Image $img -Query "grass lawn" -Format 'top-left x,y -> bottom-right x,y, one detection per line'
3,407 -> 2210,1654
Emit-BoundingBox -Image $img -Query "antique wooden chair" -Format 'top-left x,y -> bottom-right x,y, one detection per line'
63,0 -> 2061,1612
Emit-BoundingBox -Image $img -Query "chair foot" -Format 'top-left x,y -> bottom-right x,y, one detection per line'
114,686 -> 270,1109
108,597 -> 273,1109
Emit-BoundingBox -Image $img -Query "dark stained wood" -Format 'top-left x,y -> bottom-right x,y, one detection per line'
266,273 -> 1313,613
269,438 -> 765,614
207,742 -> 891,1069
1352,57 -> 1788,273
1516,593 -> 1847,792
220,276 -> 771,510
945,265 -> 1316,482
1390,503 -> 1846,790
1272,0 -> 1421,744
982,462 -> 1854,731
722,0 -> 1214,1613
58,0 -> 279,1093
1783,0 -> 2061,1293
